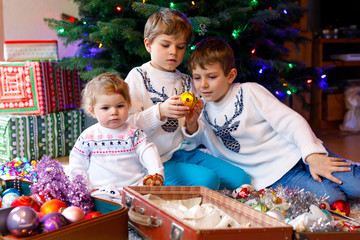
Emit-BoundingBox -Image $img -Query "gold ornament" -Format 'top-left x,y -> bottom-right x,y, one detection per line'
179,91 -> 197,109
0,177 -> 6,194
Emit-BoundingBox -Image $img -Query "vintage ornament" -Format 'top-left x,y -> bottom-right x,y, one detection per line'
11,195 -> 40,212
331,200 -> 350,216
6,206 -> 39,237
179,91 -> 197,109
62,206 -> 85,223
85,211 -> 103,220
320,202 -> 330,210
38,212 -> 69,233
251,201 -> 268,212
40,199 -> 67,216
0,177 -> 6,194
2,188 -> 20,197
266,209 -> 285,221
2,192 -> 20,208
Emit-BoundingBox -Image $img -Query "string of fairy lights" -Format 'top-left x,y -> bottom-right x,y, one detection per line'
56,0 -> 328,96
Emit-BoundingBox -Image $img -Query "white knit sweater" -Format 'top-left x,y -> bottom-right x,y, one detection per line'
69,122 -> 164,190
125,62 -> 198,162
184,82 -> 327,189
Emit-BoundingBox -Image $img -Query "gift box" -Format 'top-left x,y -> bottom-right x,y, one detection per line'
0,110 -> 84,163
0,179 -> 128,240
0,61 -> 81,115
3,40 -> 58,61
122,186 -> 293,240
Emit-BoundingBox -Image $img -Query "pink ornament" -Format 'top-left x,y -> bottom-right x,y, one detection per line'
62,206 -> 85,223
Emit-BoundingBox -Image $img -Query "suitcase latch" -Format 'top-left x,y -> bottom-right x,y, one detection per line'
124,193 -> 134,208
170,222 -> 183,240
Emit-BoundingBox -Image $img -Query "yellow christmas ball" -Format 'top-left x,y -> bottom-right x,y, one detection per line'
179,91 -> 197,109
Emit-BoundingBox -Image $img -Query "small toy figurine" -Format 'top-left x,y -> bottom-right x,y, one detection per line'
143,173 -> 164,186
179,91 -> 197,109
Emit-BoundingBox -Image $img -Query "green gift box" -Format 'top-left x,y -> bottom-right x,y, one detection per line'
0,110 -> 84,163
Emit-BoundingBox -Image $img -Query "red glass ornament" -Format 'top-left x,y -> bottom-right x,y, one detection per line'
11,196 -> 40,212
331,200 -> 350,216
238,188 -> 251,198
85,211 -> 103,220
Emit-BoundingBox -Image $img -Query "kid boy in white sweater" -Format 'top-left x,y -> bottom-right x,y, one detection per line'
185,36 -> 360,204
125,9 -> 250,190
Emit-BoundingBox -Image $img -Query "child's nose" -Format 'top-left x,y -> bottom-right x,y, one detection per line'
111,108 -> 118,115
201,79 -> 208,88
169,45 -> 177,55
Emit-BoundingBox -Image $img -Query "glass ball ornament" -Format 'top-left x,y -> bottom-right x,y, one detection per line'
40,199 -> 67,216
0,177 -> 6,194
38,212 -> 69,233
62,206 -> 85,223
266,209 -> 285,221
85,211 -> 102,220
331,200 -> 350,216
6,206 -> 39,237
2,188 -> 20,197
179,91 -> 197,109
2,192 -> 20,208
11,195 -> 40,212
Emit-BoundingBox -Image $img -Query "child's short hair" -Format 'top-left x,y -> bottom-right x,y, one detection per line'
189,37 -> 235,76
81,72 -> 131,115
144,8 -> 192,44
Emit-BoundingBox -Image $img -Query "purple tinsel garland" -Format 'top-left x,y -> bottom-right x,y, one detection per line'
30,156 -> 94,214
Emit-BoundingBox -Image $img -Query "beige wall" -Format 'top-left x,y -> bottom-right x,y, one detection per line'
0,0 -> 79,61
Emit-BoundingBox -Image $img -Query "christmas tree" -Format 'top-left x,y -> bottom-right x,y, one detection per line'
44,0 -> 326,99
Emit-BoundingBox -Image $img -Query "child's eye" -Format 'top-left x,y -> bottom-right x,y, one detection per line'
161,44 -> 169,48
177,46 -> 185,50
193,76 -> 200,80
101,107 -> 109,110
209,75 -> 217,79
117,104 -> 124,108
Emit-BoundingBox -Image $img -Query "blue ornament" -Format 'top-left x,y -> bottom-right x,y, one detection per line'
2,192 -> 20,208
2,188 -> 20,197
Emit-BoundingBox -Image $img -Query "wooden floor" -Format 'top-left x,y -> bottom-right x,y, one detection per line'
318,127 -> 360,163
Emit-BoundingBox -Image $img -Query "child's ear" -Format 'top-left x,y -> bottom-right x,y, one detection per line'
89,108 -> 97,119
227,68 -> 237,84
144,38 -> 151,53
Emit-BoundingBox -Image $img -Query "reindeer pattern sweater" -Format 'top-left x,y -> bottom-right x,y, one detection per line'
184,82 -> 327,190
125,62 -> 197,162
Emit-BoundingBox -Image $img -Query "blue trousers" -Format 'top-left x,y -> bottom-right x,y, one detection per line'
163,149 -> 251,190
270,150 -> 360,204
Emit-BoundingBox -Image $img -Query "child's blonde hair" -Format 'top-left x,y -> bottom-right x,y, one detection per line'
81,72 -> 131,116
144,8 -> 193,44
189,37 -> 236,76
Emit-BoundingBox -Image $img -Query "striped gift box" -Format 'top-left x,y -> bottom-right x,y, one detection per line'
0,109 -> 84,163
0,61 -> 81,115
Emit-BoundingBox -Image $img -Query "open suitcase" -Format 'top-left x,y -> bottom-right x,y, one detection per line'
1,179 -> 128,240
122,186 -> 293,240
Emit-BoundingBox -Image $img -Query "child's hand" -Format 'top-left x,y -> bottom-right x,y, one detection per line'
185,99 -> 204,134
159,95 -> 190,120
306,153 -> 352,184
143,173 -> 164,186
